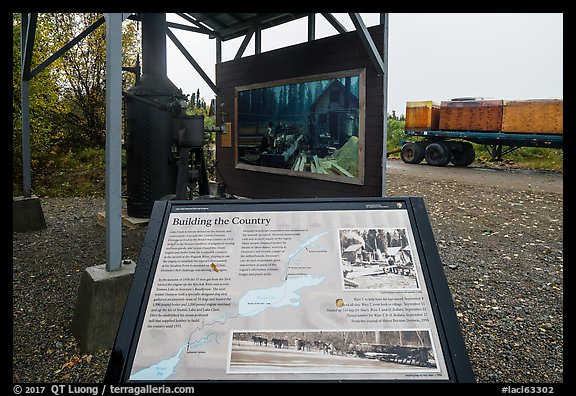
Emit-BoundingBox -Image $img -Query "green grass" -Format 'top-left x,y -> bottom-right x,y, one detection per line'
473,145 -> 563,171
33,147 -> 107,197
14,123 -> 562,198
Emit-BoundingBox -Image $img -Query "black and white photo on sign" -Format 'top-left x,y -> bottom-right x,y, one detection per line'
339,228 -> 419,290
229,330 -> 438,373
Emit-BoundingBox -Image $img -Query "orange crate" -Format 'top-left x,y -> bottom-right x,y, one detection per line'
405,100 -> 440,131
501,99 -> 563,134
439,99 -> 503,132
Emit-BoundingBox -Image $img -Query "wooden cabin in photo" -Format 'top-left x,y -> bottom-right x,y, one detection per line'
342,243 -> 364,265
309,79 -> 359,149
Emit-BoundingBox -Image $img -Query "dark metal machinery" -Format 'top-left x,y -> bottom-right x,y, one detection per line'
172,113 -> 210,200
124,13 -> 226,217
124,13 -> 183,217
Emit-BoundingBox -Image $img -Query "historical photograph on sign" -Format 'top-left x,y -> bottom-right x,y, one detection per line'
339,228 -> 419,290
235,69 -> 365,184
229,330 -> 439,374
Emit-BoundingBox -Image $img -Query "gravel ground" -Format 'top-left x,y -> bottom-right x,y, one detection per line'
12,164 -> 563,384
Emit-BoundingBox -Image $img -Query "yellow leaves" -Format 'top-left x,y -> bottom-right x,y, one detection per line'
62,358 -> 78,369
54,355 -> 80,373
54,354 -> 92,374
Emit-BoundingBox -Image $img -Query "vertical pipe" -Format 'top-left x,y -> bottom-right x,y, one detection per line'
141,13 -> 167,76
308,13 -> 316,41
104,13 -> 123,271
20,14 -> 31,198
381,13 -> 389,197
216,36 -> 222,64
254,24 -> 261,54
21,80 -> 31,198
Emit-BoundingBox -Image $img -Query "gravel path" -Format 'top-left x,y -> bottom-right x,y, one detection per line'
12,164 -> 563,383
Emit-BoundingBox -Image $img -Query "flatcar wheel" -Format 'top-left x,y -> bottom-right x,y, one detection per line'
450,142 -> 475,167
425,142 -> 451,166
401,142 -> 425,164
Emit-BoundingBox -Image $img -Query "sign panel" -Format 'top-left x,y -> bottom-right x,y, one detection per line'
106,197 -> 474,383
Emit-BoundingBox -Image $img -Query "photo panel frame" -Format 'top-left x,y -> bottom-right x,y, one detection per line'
234,69 -> 366,185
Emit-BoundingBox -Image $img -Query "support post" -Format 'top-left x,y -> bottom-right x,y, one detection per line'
20,80 -> 31,198
235,27 -> 255,60
20,13 -> 33,198
216,36 -> 222,64
104,13 -> 125,271
254,24 -> 261,54
71,13 -> 136,354
321,13 -> 347,34
14,13 -> 46,232
308,13 -> 315,41
166,28 -> 219,95
381,13 -> 389,197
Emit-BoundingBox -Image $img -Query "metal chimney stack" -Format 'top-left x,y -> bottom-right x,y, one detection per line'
124,13 -> 185,218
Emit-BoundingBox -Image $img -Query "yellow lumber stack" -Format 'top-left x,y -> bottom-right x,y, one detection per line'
405,98 -> 563,135
405,100 -> 440,131
501,99 -> 563,134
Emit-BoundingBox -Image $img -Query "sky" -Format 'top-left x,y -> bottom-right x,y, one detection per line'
165,13 -> 563,116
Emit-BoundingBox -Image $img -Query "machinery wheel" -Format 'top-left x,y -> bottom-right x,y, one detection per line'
401,142 -> 425,164
425,142 -> 451,166
450,142 -> 475,167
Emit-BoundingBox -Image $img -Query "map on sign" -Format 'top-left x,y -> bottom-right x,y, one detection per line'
128,208 -> 450,381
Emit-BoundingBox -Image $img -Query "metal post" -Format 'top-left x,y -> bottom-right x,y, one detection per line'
104,13 -> 125,271
234,27 -> 254,60
349,13 -> 388,196
322,13 -> 347,34
20,14 -> 32,197
254,24 -> 261,54
21,80 -> 32,198
216,36 -> 222,64
308,13 -> 315,41
381,13 -> 389,197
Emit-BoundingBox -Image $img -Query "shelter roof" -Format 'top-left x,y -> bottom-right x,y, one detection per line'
171,13 -> 311,41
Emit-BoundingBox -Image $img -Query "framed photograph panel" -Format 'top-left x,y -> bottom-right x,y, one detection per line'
234,69 -> 366,185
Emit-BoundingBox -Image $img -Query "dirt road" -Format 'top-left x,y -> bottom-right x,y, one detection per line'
386,158 -> 563,194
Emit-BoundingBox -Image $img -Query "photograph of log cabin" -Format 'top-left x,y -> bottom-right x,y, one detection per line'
235,70 -> 363,180
339,228 -> 419,290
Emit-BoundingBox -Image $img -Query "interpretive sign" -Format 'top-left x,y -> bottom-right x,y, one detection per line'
106,197 -> 474,383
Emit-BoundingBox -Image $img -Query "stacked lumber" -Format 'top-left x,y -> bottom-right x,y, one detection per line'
405,100 -> 440,131
501,99 -> 563,134
405,98 -> 563,134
